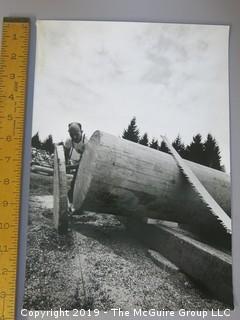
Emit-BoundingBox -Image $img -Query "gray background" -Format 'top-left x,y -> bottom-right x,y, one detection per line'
0,0 -> 239,319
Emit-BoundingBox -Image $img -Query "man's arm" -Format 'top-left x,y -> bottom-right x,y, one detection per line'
64,138 -> 72,163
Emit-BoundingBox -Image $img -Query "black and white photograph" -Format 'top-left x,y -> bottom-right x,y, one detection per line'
23,20 -> 232,311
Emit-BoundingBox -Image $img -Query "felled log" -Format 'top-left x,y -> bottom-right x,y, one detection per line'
31,164 -> 53,175
31,164 -> 74,177
73,131 -> 231,233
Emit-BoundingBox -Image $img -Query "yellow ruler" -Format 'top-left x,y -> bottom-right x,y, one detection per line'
0,18 -> 30,320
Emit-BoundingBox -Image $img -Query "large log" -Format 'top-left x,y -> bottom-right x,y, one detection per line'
73,131 -> 231,233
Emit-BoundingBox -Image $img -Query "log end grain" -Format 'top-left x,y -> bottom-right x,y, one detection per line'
73,131 -> 101,210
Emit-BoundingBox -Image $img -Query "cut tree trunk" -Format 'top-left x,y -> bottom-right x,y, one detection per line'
73,131 -> 231,234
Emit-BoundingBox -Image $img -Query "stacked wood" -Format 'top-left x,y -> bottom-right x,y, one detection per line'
31,165 -> 53,175
31,164 -> 74,177
73,131 -> 231,233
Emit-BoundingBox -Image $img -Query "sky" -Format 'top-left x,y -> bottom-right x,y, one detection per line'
33,20 -> 230,172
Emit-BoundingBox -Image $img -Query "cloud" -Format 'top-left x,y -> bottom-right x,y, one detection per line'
33,21 -> 230,172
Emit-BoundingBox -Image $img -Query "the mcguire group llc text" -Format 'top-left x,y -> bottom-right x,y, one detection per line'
21,308 -> 231,319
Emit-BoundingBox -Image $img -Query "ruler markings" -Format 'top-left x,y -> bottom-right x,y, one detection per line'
0,18 -> 30,320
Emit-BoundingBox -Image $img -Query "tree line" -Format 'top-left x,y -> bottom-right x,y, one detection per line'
31,132 -> 54,154
31,118 -> 225,171
122,117 -> 224,171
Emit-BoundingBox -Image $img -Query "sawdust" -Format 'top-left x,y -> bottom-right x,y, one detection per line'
23,174 -> 230,310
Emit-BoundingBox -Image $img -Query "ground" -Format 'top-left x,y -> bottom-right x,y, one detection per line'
23,173 -> 229,310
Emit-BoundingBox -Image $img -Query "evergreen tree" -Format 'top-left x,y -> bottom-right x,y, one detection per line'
159,141 -> 169,153
172,134 -> 185,157
220,165 -> 226,172
122,117 -> 140,143
185,134 -> 205,165
149,138 -> 159,150
139,133 -> 149,146
203,134 -> 222,171
31,132 -> 42,149
42,135 -> 54,154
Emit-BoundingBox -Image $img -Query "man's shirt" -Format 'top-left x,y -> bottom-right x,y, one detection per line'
64,135 -> 87,165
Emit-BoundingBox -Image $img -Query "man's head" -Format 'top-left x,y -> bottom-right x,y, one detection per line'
68,122 -> 83,143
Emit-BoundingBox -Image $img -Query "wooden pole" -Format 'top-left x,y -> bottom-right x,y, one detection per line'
53,145 -> 68,233
73,131 -> 230,233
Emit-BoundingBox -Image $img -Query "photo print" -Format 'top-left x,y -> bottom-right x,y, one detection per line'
23,20 -> 232,311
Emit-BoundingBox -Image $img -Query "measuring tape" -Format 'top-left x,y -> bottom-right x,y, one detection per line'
0,17 -> 30,320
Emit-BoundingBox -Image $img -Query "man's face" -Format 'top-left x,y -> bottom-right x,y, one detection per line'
70,131 -> 82,143
69,124 -> 82,142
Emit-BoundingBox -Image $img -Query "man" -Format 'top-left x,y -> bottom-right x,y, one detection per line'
64,122 -> 87,206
